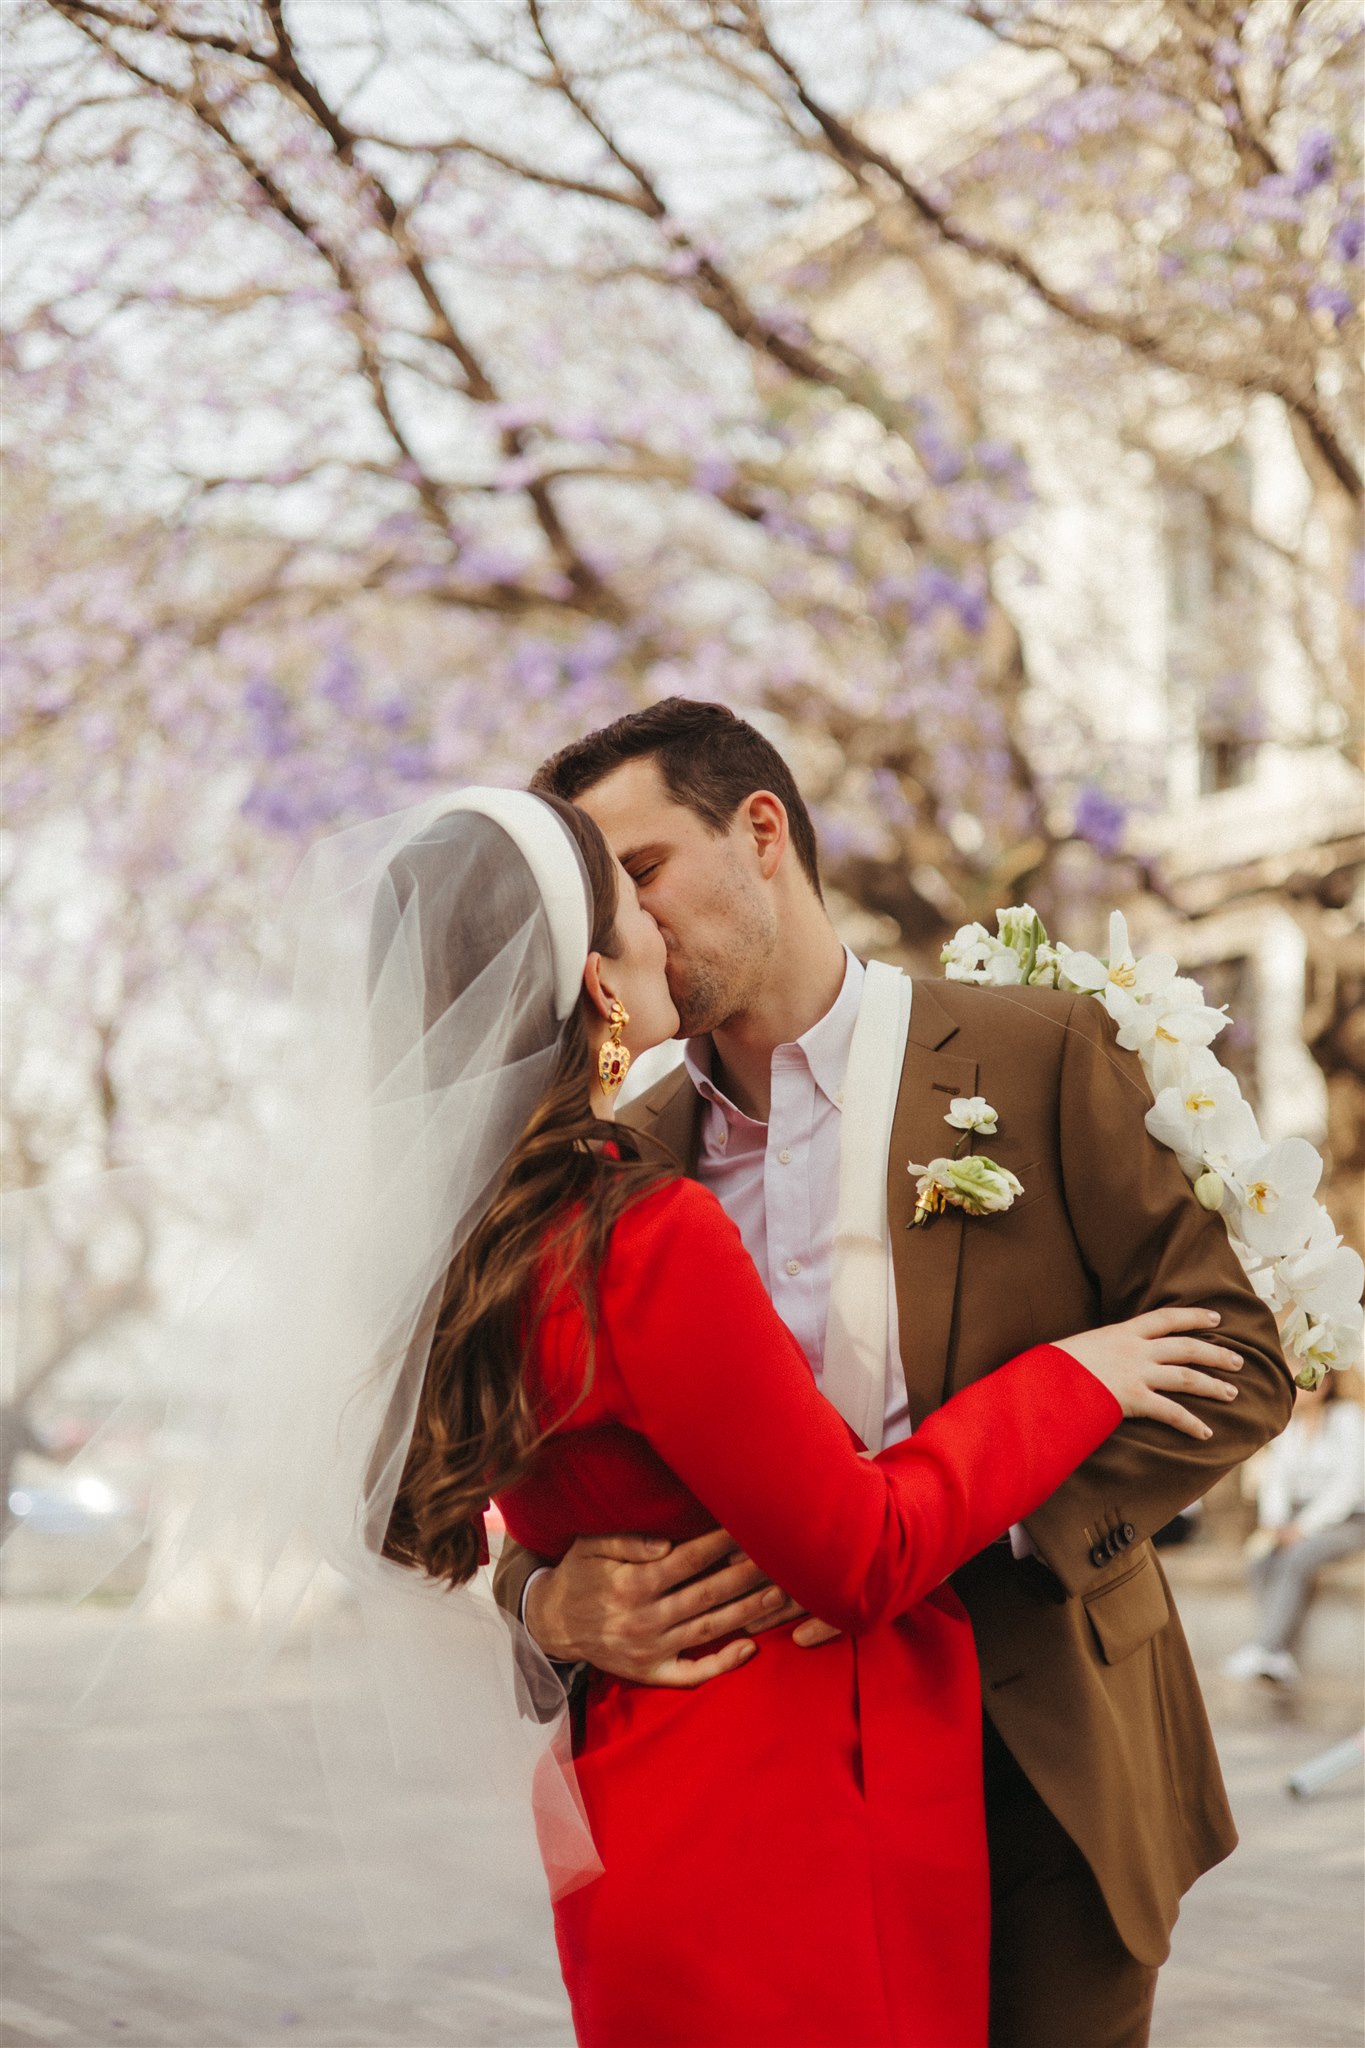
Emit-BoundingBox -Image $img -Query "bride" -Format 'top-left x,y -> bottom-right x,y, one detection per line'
31,785 -> 1240,2048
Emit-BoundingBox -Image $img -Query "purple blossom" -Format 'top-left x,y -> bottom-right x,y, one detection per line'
386,742 -> 431,781
692,455 -> 738,496
1238,176 -> 1305,225
916,426 -> 964,487
1306,282 -> 1354,327
244,676 -> 289,724
1073,785 -> 1127,857
317,646 -> 362,712
510,640 -> 561,696
1291,129 -> 1335,198
564,626 -> 622,682
1330,211 -> 1364,264
460,543 -> 527,586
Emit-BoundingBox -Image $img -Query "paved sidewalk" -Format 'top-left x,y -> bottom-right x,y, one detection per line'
2,1561 -> 1361,2048
1151,1560 -> 1364,2048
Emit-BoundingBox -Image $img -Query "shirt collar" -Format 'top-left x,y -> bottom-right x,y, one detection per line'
682,948 -> 864,1122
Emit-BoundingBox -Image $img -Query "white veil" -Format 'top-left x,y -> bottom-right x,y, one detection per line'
2,788 -> 604,1986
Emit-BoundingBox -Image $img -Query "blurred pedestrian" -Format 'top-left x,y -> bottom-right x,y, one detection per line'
1224,1374 -> 1365,1684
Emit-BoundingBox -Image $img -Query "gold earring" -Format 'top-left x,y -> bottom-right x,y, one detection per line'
597,998 -> 631,1098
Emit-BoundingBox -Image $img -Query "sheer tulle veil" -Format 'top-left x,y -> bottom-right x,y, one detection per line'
2,788 -> 605,1974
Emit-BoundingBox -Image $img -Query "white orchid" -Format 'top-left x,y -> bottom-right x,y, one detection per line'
939,902 -> 1364,1383
1227,1137 -> 1323,1258
1057,911 -> 1179,1018
1106,975 -> 1227,1074
1275,1215 -> 1365,1329
941,923 -> 1024,985
1282,1308 -> 1363,1386
1028,941 -> 1066,988
995,904 -> 1047,980
1143,1049 -> 1260,1177
945,1096 -> 999,1135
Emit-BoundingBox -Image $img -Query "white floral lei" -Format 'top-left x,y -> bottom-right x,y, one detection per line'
941,906 -> 1364,1389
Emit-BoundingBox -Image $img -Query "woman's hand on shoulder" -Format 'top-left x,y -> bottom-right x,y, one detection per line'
1053,1307 -> 1243,1439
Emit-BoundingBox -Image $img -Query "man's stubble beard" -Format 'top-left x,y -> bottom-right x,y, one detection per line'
667,892 -> 779,1040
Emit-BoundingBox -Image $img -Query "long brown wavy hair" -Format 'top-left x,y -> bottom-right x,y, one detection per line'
382,794 -> 674,1586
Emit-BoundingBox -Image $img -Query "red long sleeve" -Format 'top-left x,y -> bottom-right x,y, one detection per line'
597,1180 -> 1122,1634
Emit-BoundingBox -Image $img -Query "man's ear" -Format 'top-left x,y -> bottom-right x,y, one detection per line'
583,951 -> 616,1024
746,791 -> 789,880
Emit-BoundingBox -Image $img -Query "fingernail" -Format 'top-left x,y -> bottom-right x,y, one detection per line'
1224,1386 -> 1239,1398
1202,1425 -> 1213,1438
762,1587 -> 784,1609
738,1641 -> 757,1659
1207,1312 -> 1221,1324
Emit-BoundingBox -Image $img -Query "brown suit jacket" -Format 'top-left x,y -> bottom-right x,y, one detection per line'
494,977 -> 1294,1965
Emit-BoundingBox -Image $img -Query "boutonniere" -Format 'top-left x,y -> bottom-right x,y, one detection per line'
907,1098 -> 1022,1225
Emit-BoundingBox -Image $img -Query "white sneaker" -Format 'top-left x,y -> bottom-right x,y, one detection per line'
1222,1643 -> 1271,1680
1259,1650 -> 1301,1685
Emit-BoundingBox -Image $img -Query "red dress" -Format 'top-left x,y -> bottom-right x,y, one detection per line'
497,1178 -> 1119,2048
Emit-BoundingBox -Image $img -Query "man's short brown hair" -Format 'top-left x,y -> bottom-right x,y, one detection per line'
531,698 -> 822,897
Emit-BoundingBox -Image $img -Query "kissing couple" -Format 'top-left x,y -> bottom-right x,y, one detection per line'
389,699 -> 1291,2047
105,697 -> 1292,2048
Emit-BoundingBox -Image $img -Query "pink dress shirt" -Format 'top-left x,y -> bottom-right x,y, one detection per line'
683,949 -> 912,1450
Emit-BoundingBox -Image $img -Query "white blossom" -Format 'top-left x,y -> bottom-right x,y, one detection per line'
1028,941 -> 1066,988
1275,1216 -> 1365,1329
1058,912 -> 1179,1022
968,907 -> 1363,1382
1144,1050 -> 1259,1177
944,1095 -> 999,1135
1227,1137 -> 1323,1258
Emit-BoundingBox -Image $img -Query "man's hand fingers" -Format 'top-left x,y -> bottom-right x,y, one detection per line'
664,1584 -> 786,1650
647,1640 -> 759,1690
656,1552 -> 770,1627
744,1594 -> 806,1636
644,1526 -> 739,1592
585,1533 -> 673,1565
792,1618 -> 842,1649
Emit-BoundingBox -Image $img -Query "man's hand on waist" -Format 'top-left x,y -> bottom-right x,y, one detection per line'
523,1527 -> 786,1688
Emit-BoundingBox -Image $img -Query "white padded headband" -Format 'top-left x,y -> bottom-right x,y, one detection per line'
444,787 -> 592,1020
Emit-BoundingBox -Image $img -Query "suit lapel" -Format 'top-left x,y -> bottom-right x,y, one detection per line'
620,1060 -> 703,1176
888,982 -> 978,1427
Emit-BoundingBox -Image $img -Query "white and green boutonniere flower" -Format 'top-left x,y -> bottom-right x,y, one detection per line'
908,1097 -> 1021,1226
908,1154 -> 1024,1227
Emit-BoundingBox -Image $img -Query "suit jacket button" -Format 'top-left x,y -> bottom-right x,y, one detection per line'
1121,1522 -> 1136,1545
1090,1543 -> 1108,1568
1105,1531 -> 1123,1556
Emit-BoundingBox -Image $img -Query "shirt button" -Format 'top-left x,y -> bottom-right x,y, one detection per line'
785,1258 -> 802,1277
778,1148 -> 792,1165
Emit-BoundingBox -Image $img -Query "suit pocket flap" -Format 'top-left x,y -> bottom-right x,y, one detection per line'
1084,1553 -> 1169,1666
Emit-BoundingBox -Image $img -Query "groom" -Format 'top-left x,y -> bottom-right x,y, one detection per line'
494,699 -> 1293,2048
